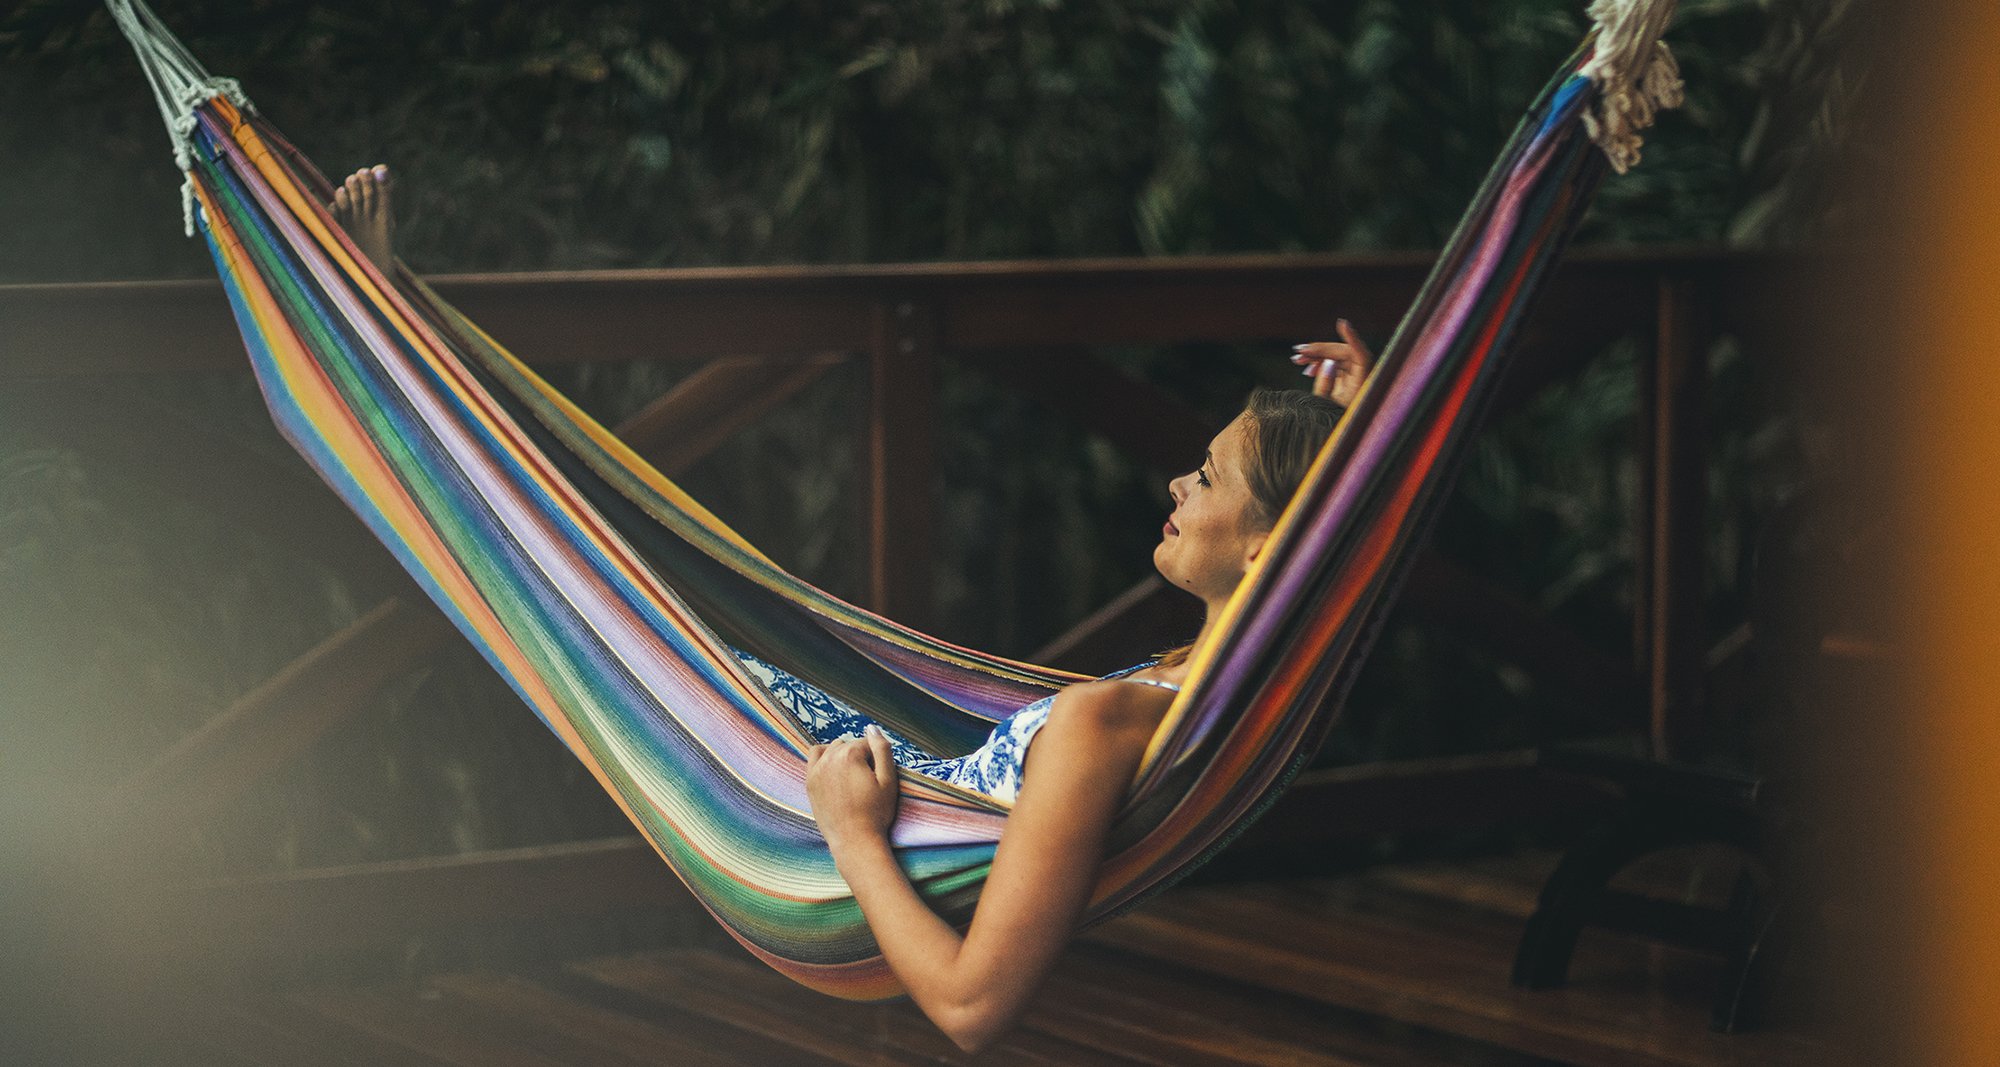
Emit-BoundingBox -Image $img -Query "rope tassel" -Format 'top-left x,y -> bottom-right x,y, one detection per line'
106,0 -> 251,233
1580,0 -> 1685,173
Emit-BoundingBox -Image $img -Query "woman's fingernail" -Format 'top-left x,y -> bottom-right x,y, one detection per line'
1292,343 -> 1308,352
864,724 -> 881,737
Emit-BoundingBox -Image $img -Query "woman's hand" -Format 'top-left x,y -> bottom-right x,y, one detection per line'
805,726 -> 900,850
1292,318 -> 1376,408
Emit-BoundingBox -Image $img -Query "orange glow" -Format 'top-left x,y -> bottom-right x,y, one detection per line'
1908,2 -> 2000,1062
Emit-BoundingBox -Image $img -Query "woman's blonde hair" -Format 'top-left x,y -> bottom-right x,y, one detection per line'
1154,388 -> 1344,668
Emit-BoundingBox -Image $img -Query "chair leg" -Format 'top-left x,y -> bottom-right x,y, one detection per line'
1711,868 -> 1782,1033
1512,804 -> 1690,989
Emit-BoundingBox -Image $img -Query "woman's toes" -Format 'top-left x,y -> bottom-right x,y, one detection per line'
368,166 -> 393,222
330,186 -> 349,216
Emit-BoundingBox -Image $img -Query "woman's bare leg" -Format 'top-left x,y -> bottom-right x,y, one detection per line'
328,165 -> 396,275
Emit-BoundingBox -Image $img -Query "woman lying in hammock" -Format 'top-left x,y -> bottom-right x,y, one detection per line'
796,365 -> 1373,1049
333,165 -> 1374,1051
800,380 -> 1367,1050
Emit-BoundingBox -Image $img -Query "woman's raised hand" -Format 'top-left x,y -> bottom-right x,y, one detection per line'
805,725 -> 901,849
1291,318 -> 1376,408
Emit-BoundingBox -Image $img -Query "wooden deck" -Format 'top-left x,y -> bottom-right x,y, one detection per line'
172,853 -> 1838,1066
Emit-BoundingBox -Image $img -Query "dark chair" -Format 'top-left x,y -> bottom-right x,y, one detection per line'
1510,737 -> 1784,1032
1511,482 -> 1872,1033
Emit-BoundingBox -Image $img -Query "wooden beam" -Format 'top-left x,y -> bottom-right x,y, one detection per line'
865,299 -> 938,626
1642,275 -> 1712,759
0,248 -> 1783,378
107,598 -> 450,834
617,352 -> 847,472
1031,576 -> 1204,675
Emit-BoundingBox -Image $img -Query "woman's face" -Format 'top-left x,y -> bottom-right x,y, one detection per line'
1154,412 -> 1270,603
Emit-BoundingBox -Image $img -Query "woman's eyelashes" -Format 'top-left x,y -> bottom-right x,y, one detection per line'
1196,466 -> 1212,488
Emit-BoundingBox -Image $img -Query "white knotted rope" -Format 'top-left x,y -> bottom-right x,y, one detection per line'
1579,0 -> 1685,174
105,0 -> 252,234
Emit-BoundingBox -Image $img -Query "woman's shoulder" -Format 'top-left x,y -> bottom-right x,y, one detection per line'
1048,676 -> 1177,736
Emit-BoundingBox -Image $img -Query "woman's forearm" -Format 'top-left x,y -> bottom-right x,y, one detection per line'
827,831 -> 1001,1042
807,687 -> 1161,1053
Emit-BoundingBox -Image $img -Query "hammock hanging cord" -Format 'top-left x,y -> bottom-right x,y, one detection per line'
107,0 -> 251,234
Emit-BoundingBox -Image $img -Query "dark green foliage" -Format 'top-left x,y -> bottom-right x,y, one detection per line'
2,0 -> 1832,280
0,1 -> 1871,872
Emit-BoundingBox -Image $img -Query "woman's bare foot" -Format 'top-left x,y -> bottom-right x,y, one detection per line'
329,164 -> 396,275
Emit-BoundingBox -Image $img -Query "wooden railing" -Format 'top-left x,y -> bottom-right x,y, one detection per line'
2,248 -> 1790,950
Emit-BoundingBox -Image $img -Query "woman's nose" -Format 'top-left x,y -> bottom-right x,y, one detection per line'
1168,472 -> 1188,503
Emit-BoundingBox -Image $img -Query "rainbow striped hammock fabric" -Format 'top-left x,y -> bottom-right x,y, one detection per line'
110,0 -> 1681,1000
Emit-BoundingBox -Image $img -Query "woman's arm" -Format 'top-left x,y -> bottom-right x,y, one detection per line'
806,681 -> 1165,1052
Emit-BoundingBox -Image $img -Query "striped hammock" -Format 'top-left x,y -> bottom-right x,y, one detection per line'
109,0 -> 1680,1000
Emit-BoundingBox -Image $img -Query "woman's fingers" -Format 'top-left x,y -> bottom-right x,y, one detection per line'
1292,343 -> 1347,398
808,732 -> 897,797
864,725 -> 896,789
1289,320 -> 1376,402
1312,356 -> 1339,398
810,737 -> 869,765
1336,318 -> 1377,369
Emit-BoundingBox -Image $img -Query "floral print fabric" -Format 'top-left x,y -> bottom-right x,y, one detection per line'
732,650 -> 1175,804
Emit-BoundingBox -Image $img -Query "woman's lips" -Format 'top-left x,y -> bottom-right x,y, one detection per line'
1163,518 -> 1179,536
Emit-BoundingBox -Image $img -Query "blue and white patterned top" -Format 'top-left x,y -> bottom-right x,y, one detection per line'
732,650 -> 1179,804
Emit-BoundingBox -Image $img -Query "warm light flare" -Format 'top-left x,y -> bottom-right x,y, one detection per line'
1905,3 -> 2000,1062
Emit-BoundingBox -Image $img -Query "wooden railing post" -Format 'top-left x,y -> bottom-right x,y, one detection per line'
865,298 -> 939,628
1639,272 -> 1712,759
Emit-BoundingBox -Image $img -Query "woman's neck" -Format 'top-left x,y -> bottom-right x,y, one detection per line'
1196,595 -> 1234,643
1149,598 -> 1233,683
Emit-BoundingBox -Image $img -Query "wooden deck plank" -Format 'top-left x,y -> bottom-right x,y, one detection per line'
185,854 -> 1840,1066
1172,879 -> 1768,1040
420,972 -> 770,1067
188,1021 -> 387,1067
180,1043 -> 269,1067
1087,876 -> 1835,1067
1030,944 -> 1544,1067
572,951 -> 971,1067
572,948 -> 1143,1067
444,969 -> 844,1066
292,986 -> 586,1067
207,993 -> 463,1067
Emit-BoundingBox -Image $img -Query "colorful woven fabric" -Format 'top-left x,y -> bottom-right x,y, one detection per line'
110,0 -> 1677,1000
